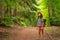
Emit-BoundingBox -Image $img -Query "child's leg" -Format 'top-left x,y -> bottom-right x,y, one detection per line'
42,29 -> 44,37
38,27 -> 42,38
38,28 -> 43,40
38,27 -> 41,38
42,28 -> 45,40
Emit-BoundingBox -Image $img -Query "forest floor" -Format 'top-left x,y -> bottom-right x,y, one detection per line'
0,25 -> 60,40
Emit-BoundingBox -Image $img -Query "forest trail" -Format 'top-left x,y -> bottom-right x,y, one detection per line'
0,25 -> 60,40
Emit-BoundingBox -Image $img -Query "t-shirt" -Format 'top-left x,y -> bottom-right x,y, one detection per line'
37,18 -> 43,26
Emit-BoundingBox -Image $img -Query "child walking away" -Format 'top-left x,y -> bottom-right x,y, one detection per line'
37,12 -> 46,40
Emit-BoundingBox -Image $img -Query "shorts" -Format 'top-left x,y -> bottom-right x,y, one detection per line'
38,26 -> 44,31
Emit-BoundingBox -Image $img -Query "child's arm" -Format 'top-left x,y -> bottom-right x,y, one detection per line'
42,21 -> 45,27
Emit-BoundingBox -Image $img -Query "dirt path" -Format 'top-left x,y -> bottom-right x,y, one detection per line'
0,26 -> 60,40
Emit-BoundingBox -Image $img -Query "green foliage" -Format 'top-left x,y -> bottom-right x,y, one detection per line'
2,0 -> 50,27
17,11 -> 37,26
3,0 -> 60,27
2,0 -> 38,27
48,0 -> 60,26
50,13 -> 60,26
0,16 -> 17,26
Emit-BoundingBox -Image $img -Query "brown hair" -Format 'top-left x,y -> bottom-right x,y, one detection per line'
38,12 -> 43,18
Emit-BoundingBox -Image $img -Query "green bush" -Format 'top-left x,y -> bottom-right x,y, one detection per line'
0,16 -> 17,27
50,13 -> 60,26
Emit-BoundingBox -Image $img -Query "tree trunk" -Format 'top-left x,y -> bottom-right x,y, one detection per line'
48,3 -> 53,16
2,5 -> 4,17
8,7 -> 10,17
0,0 -> 4,17
10,7 -> 11,16
14,8 -> 18,16
0,2 -> 2,16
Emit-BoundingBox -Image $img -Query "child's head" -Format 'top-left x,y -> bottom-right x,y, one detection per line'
38,12 -> 43,18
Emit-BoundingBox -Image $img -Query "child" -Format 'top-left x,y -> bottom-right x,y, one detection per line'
37,12 -> 46,40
